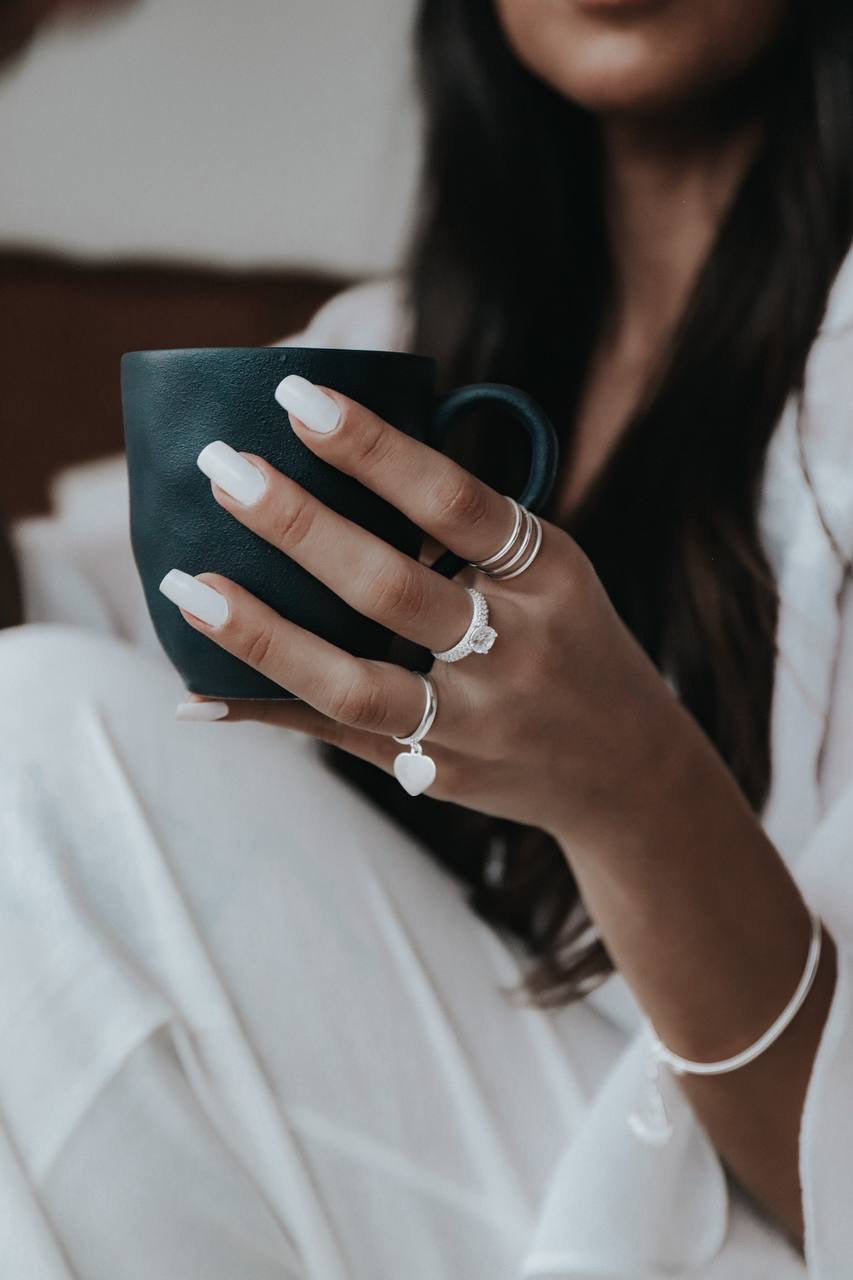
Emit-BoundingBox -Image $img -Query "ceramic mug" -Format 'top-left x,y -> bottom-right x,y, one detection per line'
121,346 -> 559,699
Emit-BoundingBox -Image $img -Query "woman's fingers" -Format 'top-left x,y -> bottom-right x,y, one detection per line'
176,693 -> 397,767
174,691 -> 470,804
273,375 -> 531,573
159,569 -> 448,742
196,439 -> 474,653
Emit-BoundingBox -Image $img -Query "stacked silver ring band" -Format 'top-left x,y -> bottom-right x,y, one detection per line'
470,496 -> 543,580
391,496 -> 544,795
392,672 -> 438,746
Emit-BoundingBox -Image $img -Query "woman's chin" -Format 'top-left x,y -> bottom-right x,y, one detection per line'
513,19 -> 733,119
558,72 -> 697,119
546,49 -> 721,119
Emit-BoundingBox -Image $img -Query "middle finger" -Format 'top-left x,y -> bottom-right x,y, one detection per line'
196,439 -> 477,653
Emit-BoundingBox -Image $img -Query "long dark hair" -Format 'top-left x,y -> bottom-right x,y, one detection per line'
326,0 -> 853,1003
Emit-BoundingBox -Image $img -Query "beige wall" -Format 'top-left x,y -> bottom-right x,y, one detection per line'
0,0 -> 420,274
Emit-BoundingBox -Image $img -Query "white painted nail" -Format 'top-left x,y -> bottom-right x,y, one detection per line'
159,569 -> 229,627
197,440 -> 266,506
175,700 -> 230,721
274,374 -> 341,433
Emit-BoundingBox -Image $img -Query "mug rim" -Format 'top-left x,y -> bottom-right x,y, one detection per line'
121,346 -> 436,369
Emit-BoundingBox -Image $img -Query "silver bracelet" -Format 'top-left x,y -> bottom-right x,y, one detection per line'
629,910 -> 823,1146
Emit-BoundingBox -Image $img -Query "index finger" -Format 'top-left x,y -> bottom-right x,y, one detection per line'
274,374 -> 518,568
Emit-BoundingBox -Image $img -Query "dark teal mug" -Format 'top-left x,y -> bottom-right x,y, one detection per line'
121,346 -> 559,699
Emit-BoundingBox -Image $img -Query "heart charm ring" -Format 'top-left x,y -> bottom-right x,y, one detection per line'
392,673 -> 438,796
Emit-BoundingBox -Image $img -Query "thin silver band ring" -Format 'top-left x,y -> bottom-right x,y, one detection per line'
486,505 -> 534,578
470,496 -> 522,570
470,496 -> 544,581
392,672 -> 438,746
494,512 -> 543,580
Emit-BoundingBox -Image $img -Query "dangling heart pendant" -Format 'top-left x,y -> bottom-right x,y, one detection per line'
393,747 -> 436,796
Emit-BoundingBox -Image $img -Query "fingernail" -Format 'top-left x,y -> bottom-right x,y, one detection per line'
197,440 -> 266,506
175,700 -> 230,721
159,569 -> 229,627
274,374 -> 341,433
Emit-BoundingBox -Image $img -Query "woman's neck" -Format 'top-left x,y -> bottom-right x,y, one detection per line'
599,115 -> 761,360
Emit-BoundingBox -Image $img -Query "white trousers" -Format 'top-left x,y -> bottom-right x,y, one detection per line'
0,624 -> 627,1280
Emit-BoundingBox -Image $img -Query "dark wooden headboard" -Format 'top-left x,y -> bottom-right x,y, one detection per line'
1,250 -> 348,518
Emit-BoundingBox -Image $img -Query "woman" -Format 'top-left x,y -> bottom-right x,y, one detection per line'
2,0 -> 852,1276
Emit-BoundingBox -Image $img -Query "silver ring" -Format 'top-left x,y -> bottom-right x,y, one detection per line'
469,496 -> 544,581
494,512 -> 543,580
392,672 -> 438,745
392,673 -> 438,797
430,587 -> 497,663
471,496 -> 521,569
489,505 -> 534,577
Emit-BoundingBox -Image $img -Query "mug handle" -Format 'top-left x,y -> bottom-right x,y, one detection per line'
426,382 -> 560,579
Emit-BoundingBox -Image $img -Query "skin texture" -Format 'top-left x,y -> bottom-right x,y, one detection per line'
174,0 -> 835,1251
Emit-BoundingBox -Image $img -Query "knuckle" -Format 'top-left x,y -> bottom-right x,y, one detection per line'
559,542 -> 594,606
434,471 -> 489,531
326,670 -> 388,730
269,493 -> 317,552
351,418 -> 394,471
243,623 -> 276,670
558,525 -> 590,574
366,562 -> 427,625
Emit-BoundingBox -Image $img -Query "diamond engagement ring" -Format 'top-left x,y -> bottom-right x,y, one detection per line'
430,587 -> 497,663
469,496 -> 543,581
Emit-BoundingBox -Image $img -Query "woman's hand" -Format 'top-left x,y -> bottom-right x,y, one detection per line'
164,378 -> 837,1244
164,376 -> 693,844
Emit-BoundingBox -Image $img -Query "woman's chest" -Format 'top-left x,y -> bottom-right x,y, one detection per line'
551,344 -> 653,522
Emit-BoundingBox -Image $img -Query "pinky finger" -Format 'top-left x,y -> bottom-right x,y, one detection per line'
176,694 -> 470,802
175,694 -> 395,770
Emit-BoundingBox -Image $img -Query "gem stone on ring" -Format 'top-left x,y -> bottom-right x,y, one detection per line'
430,587 -> 497,663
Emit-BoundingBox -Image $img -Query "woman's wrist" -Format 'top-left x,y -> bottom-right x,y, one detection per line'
551,688 -> 718,863
552,694 -> 815,1062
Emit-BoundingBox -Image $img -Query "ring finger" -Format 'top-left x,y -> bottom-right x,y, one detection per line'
160,570 -> 458,745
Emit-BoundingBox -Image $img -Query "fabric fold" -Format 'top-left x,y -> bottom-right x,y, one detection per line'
792,778 -> 853,1276
799,941 -> 853,1277
521,1034 -> 728,1277
519,253 -> 853,1278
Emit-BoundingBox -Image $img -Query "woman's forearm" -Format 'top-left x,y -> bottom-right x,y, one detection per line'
555,716 -> 838,1248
